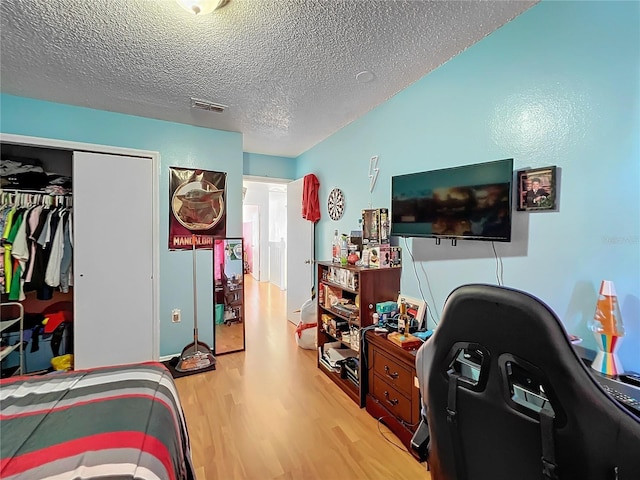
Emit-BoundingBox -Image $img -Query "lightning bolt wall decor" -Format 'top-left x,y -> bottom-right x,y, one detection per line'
369,155 -> 379,193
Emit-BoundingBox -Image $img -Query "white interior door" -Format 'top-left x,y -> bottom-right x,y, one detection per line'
243,204 -> 260,281
73,151 -> 155,369
268,240 -> 286,289
286,177 -> 314,324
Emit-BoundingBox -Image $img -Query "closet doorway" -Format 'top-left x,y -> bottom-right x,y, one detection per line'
1,134 -> 159,372
1,143 -> 73,376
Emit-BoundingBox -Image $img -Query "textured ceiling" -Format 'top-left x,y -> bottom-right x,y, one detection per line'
0,0 -> 538,157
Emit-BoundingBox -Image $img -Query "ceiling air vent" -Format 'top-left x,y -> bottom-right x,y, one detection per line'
190,97 -> 227,113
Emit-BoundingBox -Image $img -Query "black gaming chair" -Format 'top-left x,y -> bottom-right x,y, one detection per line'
415,284 -> 640,480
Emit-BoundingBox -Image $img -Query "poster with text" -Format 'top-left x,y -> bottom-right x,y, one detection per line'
169,167 -> 227,250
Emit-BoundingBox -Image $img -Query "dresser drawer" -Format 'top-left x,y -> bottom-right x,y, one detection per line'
371,374 -> 413,424
372,349 -> 413,396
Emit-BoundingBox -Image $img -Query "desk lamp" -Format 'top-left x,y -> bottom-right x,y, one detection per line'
589,280 -> 624,376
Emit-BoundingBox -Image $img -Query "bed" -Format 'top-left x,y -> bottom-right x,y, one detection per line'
0,362 -> 195,480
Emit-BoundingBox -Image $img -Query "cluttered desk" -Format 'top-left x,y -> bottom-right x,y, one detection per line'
405,284 -> 640,479
373,297 -> 640,420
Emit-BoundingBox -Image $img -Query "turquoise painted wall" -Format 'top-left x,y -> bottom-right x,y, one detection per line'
243,152 -> 296,179
297,1 -> 640,372
0,94 -> 243,356
2,0 -> 638,371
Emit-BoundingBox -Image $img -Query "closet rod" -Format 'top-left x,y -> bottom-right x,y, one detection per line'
1,188 -> 71,195
1,189 -> 73,208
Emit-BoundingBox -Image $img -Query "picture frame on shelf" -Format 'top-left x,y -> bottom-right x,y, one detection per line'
517,166 -> 558,211
397,295 -> 427,330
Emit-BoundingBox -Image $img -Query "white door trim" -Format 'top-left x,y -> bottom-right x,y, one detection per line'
243,175 -> 291,184
0,132 -> 160,362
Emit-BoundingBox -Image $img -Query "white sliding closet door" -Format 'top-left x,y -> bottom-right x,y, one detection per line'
73,151 -> 154,369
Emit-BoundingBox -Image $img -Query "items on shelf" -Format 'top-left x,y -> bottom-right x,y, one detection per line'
322,266 -> 359,290
320,312 -> 362,351
332,229 -> 340,264
387,331 -> 423,351
318,342 -> 359,387
316,260 -> 401,406
376,301 -> 398,322
332,302 -> 358,318
347,245 -> 359,265
331,231 -> 350,266
349,325 -> 360,352
362,208 -> 389,245
390,246 -> 402,267
360,244 -> 402,269
340,356 -> 359,385
339,234 -> 348,266
398,298 -> 409,334
328,215 -> 401,270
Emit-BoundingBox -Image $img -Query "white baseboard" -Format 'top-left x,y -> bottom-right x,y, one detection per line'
160,353 -> 180,362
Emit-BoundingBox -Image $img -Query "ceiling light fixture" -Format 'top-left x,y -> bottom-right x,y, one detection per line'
176,0 -> 225,15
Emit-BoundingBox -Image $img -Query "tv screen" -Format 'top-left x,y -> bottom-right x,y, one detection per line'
391,158 -> 513,242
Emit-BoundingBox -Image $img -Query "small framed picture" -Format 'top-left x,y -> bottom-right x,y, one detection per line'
397,295 -> 427,329
517,166 -> 557,211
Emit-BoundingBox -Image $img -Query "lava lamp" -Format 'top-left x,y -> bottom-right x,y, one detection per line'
589,280 -> 624,376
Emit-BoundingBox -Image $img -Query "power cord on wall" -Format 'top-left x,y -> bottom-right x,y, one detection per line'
491,241 -> 504,286
404,237 -> 440,326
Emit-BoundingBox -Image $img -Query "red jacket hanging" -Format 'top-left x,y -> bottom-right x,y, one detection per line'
302,174 -> 320,223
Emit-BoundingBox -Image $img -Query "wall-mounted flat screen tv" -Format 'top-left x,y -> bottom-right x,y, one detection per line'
391,158 -> 514,242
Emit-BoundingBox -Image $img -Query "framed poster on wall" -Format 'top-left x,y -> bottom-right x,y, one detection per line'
169,167 -> 227,250
516,166 -> 557,211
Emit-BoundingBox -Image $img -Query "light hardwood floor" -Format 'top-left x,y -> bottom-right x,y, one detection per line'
176,275 -> 430,480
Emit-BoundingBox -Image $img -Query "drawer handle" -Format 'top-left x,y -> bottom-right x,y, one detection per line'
384,365 -> 399,379
384,391 -> 399,407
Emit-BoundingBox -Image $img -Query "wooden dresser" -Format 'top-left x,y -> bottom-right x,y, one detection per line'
365,330 -> 422,456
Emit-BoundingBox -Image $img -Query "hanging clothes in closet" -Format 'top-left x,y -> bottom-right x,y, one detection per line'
0,191 -> 73,301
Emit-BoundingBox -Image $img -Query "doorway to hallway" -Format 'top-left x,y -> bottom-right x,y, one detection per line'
242,179 -> 288,289
242,176 -> 315,325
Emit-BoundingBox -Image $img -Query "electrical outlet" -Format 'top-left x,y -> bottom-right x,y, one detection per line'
172,309 -> 181,323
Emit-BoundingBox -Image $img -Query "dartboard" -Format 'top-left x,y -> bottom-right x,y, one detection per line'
327,188 -> 345,221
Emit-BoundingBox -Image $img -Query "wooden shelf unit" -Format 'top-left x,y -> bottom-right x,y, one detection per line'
316,261 -> 401,406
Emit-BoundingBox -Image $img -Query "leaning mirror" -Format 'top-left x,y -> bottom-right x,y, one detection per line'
213,237 -> 246,354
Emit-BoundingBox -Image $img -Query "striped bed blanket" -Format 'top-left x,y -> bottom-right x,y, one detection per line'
0,362 -> 195,480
